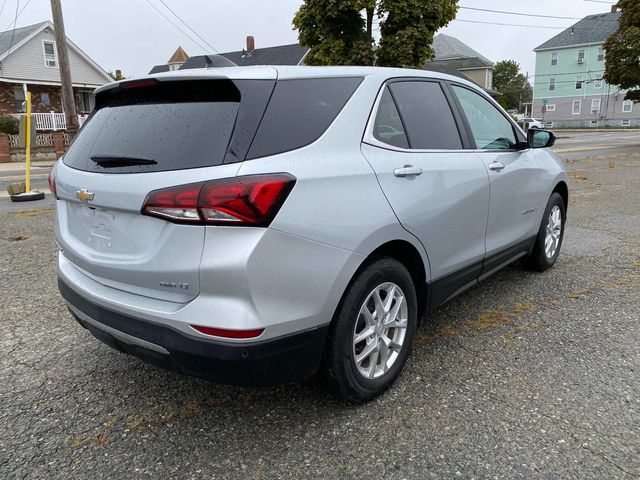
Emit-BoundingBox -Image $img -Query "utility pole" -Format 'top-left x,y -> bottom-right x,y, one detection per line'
50,0 -> 78,137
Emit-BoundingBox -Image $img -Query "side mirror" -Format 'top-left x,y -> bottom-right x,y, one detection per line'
528,129 -> 556,149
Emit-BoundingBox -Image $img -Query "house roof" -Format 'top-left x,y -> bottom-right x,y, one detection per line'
534,11 -> 621,51
168,46 -> 189,64
218,43 -> 308,66
149,64 -> 170,74
432,34 -> 493,65
0,21 -> 48,58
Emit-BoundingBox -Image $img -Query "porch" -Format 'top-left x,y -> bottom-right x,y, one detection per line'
10,112 -> 89,131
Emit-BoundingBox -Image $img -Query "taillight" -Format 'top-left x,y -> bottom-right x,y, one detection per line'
142,174 -> 296,226
48,168 -> 56,196
191,325 -> 265,339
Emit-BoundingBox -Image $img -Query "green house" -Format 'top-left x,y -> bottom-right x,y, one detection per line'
532,9 -> 638,128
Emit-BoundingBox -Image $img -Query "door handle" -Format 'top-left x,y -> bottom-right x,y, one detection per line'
488,162 -> 505,171
393,165 -> 423,178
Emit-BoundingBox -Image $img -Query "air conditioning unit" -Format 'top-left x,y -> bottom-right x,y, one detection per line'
577,58 -> 584,64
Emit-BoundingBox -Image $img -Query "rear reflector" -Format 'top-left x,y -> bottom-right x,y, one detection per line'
191,325 -> 265,339
48,169 -> 56,196
142,174 -> 296,227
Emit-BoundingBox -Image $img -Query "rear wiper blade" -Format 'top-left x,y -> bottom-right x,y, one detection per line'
90,154 -> 157,167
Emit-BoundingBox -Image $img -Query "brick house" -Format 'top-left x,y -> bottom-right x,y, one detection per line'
0,21 -> 112,130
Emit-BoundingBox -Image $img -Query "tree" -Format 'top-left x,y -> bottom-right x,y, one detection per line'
293,0 -> 459,68
603,0 -> 640,101
493,60 -> 532,112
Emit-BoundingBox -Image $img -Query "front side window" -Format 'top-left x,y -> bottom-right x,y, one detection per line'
451,85 -> 517,150
572,100 -> 581,115
576,76 -> 584,89
622,100 -> 633,113
43,41 -> 56,67
549,78 -> 556,91
372,87 -> 409,149
591,99 -> 601,113
551,53 -> 558,66
386,81 -> 462,150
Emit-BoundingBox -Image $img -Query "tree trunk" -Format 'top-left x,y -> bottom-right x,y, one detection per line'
366,7 -> 374,40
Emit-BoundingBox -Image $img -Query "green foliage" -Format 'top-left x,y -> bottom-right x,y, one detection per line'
293,0 -> 458,68
603,0 -> 640,102
0,115 -> 19,135
493,60 -> 532,112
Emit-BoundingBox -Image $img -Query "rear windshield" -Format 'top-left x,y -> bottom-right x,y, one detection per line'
63,76 -> 363,173
63,79 -> 273,174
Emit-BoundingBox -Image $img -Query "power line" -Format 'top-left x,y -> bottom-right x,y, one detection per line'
0,0 -> 9,20
156,0 -> 219,53
454,18 -> 567,29
6,0 -> 20,56
142,0 -> 209,52
4,0 -> 33,30
459,6 -> 581,20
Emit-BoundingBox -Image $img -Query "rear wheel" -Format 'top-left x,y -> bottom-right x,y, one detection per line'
523,192 -> 565,271
322,257 -> 418,403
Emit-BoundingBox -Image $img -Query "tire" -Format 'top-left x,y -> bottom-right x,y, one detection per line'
522,192 -> 565,271
322,257 -> 418,403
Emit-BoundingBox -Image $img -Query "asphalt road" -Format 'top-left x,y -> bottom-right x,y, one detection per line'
1,131 -> 639,479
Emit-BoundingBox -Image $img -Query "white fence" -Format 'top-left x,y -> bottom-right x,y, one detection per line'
10,112 -> 89,131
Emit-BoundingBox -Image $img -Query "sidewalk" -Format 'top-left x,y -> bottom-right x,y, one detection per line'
0,160 -> 54,173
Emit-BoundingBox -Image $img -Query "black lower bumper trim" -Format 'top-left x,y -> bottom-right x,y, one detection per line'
59,278 -> 329,387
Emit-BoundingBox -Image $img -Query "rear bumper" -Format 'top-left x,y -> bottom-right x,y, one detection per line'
59,278 -> 329,387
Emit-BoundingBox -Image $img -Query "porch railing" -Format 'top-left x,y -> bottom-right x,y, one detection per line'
10,112 -> 90,131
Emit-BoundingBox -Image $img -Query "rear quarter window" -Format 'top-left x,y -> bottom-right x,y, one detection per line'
246,77 -> 363,159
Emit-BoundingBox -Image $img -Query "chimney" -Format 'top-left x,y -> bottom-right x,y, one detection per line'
246,36 -> 255,55
611,4 -> 618,12
115,69 -> 122,80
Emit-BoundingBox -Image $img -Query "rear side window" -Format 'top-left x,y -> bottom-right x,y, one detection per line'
373,88 -> 409,149
388,81 -> 462,150
63,79 -> 274,173
247,77 -> 363,159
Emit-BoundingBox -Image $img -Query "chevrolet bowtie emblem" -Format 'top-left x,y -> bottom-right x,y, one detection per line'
76,189 -> 95,202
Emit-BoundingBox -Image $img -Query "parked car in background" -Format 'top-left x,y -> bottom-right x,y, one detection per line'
51,66 -> 568,402
519,117 -> 545,129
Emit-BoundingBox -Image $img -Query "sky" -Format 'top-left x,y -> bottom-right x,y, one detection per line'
2,0 -> 618,78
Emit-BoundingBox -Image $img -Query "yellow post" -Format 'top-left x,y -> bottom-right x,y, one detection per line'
25,91 -> 32,192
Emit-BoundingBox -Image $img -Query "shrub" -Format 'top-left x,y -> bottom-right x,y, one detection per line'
0,115 -> 19,134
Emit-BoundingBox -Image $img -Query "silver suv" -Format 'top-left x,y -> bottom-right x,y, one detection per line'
53,66 -> 568,402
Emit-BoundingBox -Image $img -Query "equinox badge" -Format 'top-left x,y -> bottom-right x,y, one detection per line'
76,189 -> 95,202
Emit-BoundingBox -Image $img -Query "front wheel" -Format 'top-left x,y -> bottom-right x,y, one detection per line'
523,192 -> 566,271
322,257 -> 418,403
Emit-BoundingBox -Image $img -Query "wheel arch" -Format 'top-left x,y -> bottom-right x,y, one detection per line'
552,180 -> 569,214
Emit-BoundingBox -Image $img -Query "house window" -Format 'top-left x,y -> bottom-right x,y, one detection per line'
40,92 -> 50,106
572,100 -> 581,115
593,76 -> 603,89
13,86 -> 25,112
43,40 -> 56,67
545,104 -> 556,112
78,91 -> 95,113
621,119 -> 631,127
551,52 -> 558,66
578,49 -> 585,63
597,48 -> 604,62
545,121 -> 554,128
622,100 -> 633,113
590,120 -> 598,127
591,99 -> 601,114
576,76 -> 584,89
549,78 -> 556,91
